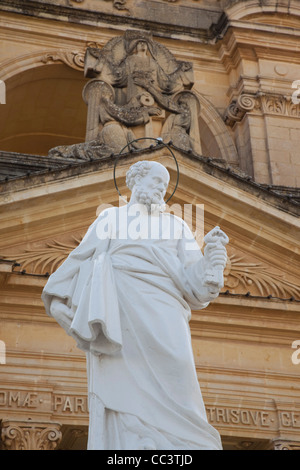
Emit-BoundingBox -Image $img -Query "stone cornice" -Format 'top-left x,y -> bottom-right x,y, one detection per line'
0,0 -> 225,41
0,151 -> 74,182
1,146 -> 299,217
218,21 -> 300,71
1,0 -> 299,45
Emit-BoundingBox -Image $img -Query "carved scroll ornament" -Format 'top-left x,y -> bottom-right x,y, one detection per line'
224,94 -> 257,127
41,50 -> 85,71
40,42 -> 101,71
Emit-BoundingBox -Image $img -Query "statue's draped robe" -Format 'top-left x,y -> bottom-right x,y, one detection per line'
42,205 -> 222,450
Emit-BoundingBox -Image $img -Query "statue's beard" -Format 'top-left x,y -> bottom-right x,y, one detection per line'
134,187 -> 166,213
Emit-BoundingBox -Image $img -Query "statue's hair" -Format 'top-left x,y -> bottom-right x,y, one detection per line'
126,161 -> 153,191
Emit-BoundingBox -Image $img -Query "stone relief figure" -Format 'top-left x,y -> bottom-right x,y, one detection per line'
161,91 -> 202,154
49,80 -> 161,159
124,39 -> 161,108
81,30 -> 196,152
48,30 -> 202,162
87,80 -> 161,151
42,160 -> 228,450
84,30 -> 194,99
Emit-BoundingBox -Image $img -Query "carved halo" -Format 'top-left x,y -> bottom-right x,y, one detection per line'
82,78 -> 115,105
173,90 -> 201,114
113,138 -> 180,203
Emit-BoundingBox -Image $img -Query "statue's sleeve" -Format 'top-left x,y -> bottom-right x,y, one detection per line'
41,207 -> 122,355
177,220 -> 216,310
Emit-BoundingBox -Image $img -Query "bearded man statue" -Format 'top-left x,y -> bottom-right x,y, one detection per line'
42,160 -> 228,450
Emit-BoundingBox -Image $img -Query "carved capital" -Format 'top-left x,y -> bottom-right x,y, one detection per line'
224,94 -> 257,127
272,439 -> 300,451
259,93 -> 300,117
224,92 -> 300,125
0,420 -> 62,450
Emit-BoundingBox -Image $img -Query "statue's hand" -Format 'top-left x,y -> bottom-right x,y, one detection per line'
204,243 -> 227,270
203,226 -> 229,289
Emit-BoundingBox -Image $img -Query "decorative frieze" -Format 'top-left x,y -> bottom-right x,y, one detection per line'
0,419 -> 62,450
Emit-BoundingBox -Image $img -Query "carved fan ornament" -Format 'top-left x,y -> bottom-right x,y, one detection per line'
224,253 -> 300,299
3,237 -> 300,300
5,236 -> 84,275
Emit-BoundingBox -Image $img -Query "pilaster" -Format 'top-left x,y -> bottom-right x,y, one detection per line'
224,90 -> 300,186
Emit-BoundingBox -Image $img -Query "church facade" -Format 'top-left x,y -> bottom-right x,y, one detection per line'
0,0 -> 300,450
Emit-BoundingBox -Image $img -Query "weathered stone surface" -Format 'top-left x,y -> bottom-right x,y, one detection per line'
0,0 -> 225,39
50,30 -> 204,159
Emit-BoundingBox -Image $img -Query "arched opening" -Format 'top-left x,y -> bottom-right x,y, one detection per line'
0,63 -> 88,156
196,92 -> 239,165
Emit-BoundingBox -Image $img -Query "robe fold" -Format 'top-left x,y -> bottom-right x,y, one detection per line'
42,205 -> 222,450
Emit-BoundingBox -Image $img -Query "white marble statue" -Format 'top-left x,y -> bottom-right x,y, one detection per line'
42,160 -> 228,450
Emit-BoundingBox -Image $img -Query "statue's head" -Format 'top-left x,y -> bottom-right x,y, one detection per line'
136,40 -> 148,54
126,161 -> 170,211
